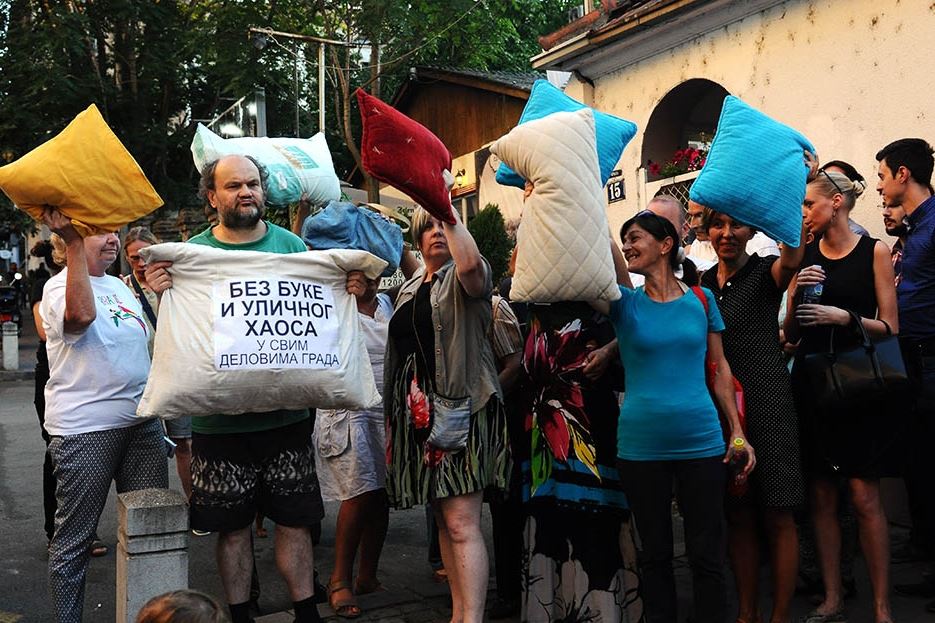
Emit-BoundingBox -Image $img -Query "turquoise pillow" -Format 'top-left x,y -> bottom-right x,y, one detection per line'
689,96 -> 814,246
496,79 -> 637,188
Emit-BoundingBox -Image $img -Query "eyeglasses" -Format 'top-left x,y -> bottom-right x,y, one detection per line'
819,168 -> 846,196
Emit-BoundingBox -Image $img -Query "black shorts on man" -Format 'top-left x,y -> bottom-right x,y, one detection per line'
190,418 -> 324,532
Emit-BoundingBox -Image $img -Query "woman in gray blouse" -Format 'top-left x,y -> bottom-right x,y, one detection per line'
382,206 -> 510,623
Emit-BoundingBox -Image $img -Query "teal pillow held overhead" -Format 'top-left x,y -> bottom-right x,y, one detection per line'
496,79 -> 637,188
689,96 -> 814,247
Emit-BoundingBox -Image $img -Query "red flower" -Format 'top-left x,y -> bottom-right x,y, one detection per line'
540,401 -> 571,461
407,378 -> 431,429
648,161 -> 661,177
521,319 -> 592,462
424,445 -> 445,467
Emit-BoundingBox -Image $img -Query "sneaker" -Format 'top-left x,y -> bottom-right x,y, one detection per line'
801,609 -> 847,623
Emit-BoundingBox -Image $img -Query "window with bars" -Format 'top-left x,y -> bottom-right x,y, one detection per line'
643,169 -> 701,245
654,179 -> 694,212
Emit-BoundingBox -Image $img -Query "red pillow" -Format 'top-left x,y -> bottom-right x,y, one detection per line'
356,88 -> 455,224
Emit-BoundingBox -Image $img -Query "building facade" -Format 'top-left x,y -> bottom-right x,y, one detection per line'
533,0 -> 935,242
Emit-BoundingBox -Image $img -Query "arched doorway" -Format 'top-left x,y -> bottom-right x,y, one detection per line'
638,79 -> 729,222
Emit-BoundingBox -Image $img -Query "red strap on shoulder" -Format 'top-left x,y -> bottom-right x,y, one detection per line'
690,285 -> 708,314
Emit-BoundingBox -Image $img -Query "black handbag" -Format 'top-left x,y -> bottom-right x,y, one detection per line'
803,310 -> 910,410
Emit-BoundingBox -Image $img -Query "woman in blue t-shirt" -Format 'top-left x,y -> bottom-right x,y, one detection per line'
593,210 -> 756,623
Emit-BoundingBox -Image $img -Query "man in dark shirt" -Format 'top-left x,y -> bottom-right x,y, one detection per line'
876,138 -> 935,608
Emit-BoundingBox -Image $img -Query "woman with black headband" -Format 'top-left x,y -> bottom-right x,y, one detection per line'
785,169 -> 899,623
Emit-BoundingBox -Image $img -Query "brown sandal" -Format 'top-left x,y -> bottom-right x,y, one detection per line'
327,580 -> 361,619
90,540 -> 108,557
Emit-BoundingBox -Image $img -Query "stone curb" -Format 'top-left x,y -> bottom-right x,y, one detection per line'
0,370 -> 33,382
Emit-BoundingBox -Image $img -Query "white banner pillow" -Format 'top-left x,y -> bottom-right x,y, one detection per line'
137,243 -> 387,419
490,109 -> 620,303
190,124 -> 341,207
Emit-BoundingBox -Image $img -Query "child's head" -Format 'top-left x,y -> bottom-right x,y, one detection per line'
135,590 -> 228,623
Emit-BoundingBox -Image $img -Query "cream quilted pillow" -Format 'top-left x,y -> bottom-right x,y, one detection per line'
490,109 -> 620,303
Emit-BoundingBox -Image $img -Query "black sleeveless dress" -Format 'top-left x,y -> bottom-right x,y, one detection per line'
701,255 -> 804,508
791,236 -> 899,477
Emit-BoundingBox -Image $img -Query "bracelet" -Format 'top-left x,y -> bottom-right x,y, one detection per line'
880,319 -> 893,336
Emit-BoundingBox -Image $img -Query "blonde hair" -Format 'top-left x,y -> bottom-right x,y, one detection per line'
123,226 -> 159,253
811,170 -> 858,211
50,234 -> 67,267
410,206 -> 433,248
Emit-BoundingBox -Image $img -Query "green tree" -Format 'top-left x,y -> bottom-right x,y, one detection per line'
295,0 -> 581,187
468,204 -> 512,285
0,0 -> 577,232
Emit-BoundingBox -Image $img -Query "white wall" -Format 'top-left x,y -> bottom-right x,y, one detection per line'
578,0 -> 935,243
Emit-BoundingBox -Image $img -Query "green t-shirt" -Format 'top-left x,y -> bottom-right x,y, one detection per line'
188,221 -> 310,435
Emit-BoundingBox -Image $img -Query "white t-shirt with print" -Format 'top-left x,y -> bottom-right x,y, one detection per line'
40,269 -> 152,436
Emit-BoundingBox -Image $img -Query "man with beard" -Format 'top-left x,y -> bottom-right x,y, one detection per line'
876,138 -> 935,614
146,155 -> 323,623
882,201 -> 908,286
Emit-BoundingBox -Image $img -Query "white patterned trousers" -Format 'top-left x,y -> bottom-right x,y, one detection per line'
47,419 -> 168,623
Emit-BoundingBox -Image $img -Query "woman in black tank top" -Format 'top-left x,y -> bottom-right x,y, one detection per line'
785,169 -> 899,623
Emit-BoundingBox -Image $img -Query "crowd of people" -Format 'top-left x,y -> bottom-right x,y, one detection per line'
27,137 -> 935,623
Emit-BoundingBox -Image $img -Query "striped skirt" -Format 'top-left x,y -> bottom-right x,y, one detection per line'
386,354 -> 511,509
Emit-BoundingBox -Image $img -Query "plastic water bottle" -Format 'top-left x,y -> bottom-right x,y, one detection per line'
801,265 -> 824,304
728,437 -> 749,497
802,282 -> 823,304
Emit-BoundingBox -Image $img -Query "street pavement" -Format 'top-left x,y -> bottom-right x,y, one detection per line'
1,319 -> 934,621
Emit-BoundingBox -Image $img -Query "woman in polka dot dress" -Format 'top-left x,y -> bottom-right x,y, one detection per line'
699,208 -> 806,623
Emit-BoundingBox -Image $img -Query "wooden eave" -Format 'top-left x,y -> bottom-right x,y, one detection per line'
392,69 -> 534,110
531,0 -> 790,79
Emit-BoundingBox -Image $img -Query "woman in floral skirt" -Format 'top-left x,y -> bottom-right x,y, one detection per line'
383,207 -> 510,623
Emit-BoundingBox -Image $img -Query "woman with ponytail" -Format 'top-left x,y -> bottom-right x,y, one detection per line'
785,169 -> 899,623
592,210 -> 755,623
821,159 -> 872,236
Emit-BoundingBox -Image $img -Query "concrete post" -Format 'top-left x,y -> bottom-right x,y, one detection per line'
116,488 -> 189,623
2,321 -> 17,370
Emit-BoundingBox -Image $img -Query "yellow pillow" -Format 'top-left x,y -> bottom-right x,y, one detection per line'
0,104 -> 163,236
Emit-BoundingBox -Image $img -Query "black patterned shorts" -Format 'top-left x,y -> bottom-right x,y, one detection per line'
190,418 -> 324,532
